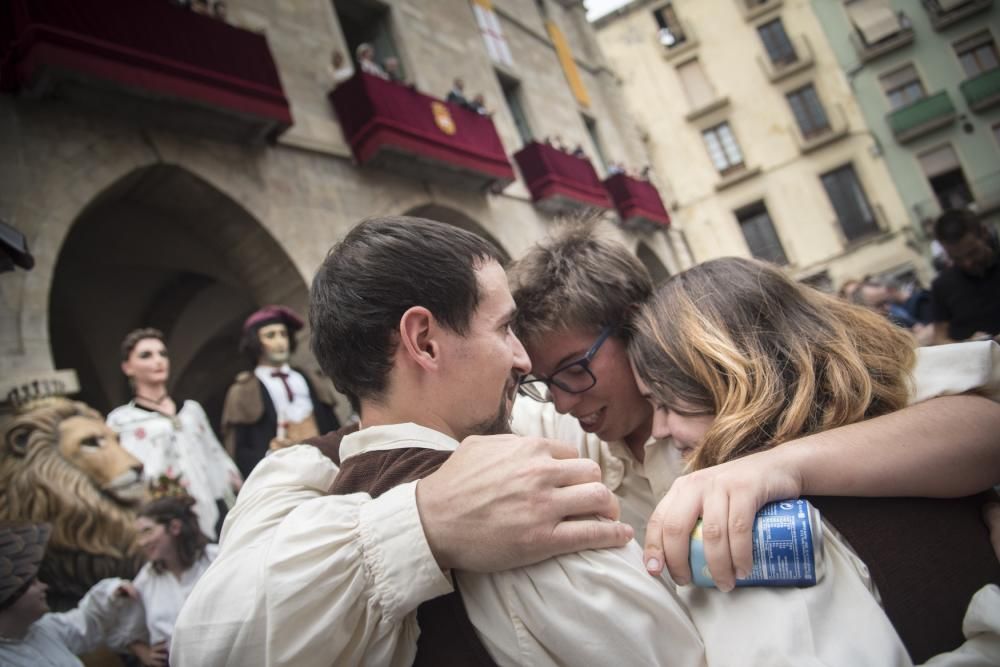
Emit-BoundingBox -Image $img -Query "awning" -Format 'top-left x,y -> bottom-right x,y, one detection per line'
847,0 -> 902,45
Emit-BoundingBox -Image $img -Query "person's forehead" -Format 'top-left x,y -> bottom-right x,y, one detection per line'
259,322 -> 287,334
135,338 -> 164,351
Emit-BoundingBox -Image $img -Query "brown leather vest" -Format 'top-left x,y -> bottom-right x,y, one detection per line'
807,493 -> 1000,664
316,432 -> 497,667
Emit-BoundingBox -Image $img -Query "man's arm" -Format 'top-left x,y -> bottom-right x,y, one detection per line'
173,437 -> 633,666
933,320 -> 957,345
644,394 -> 1000,591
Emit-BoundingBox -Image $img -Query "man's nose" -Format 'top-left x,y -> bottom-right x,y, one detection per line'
551,385 -> 583,415
511,334 -> 532,375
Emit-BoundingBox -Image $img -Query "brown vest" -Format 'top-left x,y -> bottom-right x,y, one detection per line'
807,493 -> 1000,664
317,433 -> 497,667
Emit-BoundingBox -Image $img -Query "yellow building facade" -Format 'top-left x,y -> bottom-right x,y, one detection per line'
594,0 -> 931,289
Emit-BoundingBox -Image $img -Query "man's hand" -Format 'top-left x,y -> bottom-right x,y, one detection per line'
644,450 -> 802,592
416,435 -> 633,572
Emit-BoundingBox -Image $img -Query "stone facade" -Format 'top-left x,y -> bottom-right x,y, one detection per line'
0,0 -> 679,427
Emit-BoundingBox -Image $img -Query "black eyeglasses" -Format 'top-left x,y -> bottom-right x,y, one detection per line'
518,326 -> 615,403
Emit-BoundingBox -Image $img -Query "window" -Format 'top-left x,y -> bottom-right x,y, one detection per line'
787,84 -> 830,138
918,145 -> 974,211
702,123 -> 745,175
334,2 -> 401,74
879,64 -> 925,110
582,115 -> 607,172
653,4 -> 687,48
845,0 -> 905,46
821,164 -> 878,241
757,19 -> 797,66
472,0 -> 514,67
677,59 -> 717,110
498,73 -> 532,144
954,31 -> 999,78
736,202 -> 788,265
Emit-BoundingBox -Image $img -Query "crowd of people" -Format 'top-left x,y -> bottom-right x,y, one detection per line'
2,206 -> 999,665
840,208 -> 1000,348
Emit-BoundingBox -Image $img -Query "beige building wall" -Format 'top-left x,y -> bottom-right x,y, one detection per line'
0,0 -> 678,419
594,0 -> 930,288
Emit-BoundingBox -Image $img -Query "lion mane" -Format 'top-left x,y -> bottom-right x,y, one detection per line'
0,399 -> 143,607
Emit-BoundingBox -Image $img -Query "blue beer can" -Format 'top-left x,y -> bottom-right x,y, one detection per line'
690,498 -> 824,587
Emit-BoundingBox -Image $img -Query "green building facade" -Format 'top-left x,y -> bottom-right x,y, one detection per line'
810,0 -> 1000,249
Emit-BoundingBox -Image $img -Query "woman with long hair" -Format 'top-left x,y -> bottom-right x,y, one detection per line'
126,495 -> 217,667
106,328 -> 242,540
629,257 -> 1000,665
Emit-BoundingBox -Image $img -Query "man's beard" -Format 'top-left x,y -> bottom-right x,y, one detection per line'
469,380 -> 517,436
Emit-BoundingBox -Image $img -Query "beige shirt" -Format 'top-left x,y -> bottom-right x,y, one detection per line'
172,426 -> 706,667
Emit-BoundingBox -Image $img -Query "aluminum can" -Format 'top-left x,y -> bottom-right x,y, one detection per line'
690,498 -> 824,587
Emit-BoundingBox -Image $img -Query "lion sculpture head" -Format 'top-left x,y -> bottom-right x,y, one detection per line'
0,398 -> 145,607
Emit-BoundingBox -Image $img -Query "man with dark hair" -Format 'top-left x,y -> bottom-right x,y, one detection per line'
172,217 -> 654,666
221,305 -> 340,478
931,209 -> 1000,344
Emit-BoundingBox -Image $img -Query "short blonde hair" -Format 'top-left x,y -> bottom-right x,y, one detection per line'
629,257 -> 915,470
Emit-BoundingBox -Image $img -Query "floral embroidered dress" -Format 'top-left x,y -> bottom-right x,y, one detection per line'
107,401 -> 241,539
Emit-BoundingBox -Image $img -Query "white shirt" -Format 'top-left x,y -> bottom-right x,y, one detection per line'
253,364 -> 314,426
0,578 -> 145,667
173,426 -> 705,667
107,401 -> 241,539
134,544 -> 218,646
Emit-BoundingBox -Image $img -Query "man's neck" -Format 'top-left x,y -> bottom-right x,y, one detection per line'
623,414 -> 653,462
360,401 -> 460,442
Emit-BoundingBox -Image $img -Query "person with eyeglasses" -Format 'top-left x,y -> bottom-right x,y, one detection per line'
508,220 -> 1000,590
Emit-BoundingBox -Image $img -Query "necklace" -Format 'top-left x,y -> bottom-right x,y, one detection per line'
134,392 -> 170,405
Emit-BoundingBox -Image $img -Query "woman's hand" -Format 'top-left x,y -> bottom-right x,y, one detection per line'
130,641 -> 169,667
115,581 -> 140,600
644,448 -> 803,591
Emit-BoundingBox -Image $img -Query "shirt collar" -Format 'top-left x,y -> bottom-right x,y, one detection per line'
340,422 -> 459,463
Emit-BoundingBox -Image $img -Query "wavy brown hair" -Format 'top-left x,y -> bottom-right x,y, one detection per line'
137,496 -> 207,573
629,257 -> 915,470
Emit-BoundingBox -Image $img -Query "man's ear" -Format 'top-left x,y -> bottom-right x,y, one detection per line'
399,306 -> 440,371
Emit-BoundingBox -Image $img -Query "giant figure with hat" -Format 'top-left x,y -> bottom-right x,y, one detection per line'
221,305 -> 341,478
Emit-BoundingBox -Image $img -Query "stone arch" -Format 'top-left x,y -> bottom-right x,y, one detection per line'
49,164 -> 308,429
636,241 -> 671,286
403,203 -> 511,262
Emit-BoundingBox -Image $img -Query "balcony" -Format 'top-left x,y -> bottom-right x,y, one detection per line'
603,174 -> 671,232
329,73 -> 515,191
960,67 -> 1000,113
513,141 -> 612,215
795,104 -> 851,155
922,0 -> 993,31
0,0 -> 291,143
757,35 -> 815,84
685,95 -> 731,123
850,12 -> 914,64
659,22 -> 699,63
886,91 -> 957,143
739,0 -> 784,22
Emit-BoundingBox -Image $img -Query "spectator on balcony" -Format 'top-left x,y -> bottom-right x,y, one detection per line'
470,93 -> 491,116
931,209 -> 1000,345
190,0 -> 210,15
852,278 -> 934,346
356,43 -> 388,80
571,144 -> 587,159
383,57 -> 409,86
329,50 -> 353,88
212,1 -> 226,20
446,78 -> 472,109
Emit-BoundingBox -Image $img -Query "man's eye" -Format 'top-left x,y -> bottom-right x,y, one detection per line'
80,436 -> 101,448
